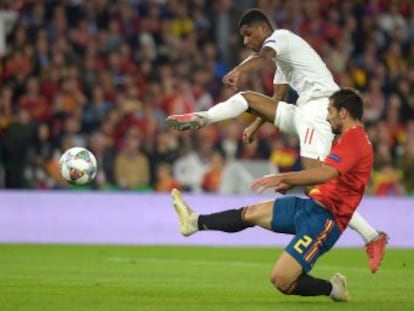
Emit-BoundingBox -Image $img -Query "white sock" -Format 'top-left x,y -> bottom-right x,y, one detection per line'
348,211 -> 378,243
198,93 -> 249,124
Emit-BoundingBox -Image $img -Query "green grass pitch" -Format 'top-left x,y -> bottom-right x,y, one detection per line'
0,245 -> 413,311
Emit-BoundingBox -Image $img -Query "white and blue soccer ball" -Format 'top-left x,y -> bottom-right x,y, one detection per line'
59,147 -> 97,185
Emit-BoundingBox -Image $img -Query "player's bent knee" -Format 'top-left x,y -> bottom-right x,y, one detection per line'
240,91 -> 264,104
243,202 -> 273,228
239,91 -> 278,123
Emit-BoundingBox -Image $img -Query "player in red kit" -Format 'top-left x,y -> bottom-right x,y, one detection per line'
308,125 -> 373,232
170,89 -> 375,302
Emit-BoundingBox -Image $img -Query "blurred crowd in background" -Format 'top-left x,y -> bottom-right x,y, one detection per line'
0,0 -> 413,195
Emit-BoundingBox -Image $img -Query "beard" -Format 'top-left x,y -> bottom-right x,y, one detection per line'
331,125 -> 342,135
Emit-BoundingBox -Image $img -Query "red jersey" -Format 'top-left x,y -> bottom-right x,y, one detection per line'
309,126 -> 373,231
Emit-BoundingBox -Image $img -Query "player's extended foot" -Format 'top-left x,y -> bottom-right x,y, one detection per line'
365,231 -> 389,273
171,188 -> 198,237
330,273 -> 350,302
165,113 -> 208,131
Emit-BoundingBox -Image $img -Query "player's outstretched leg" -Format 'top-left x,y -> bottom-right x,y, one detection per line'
166,92 -> 275,131
171,188 -> 199,236
170,188 -> 254,235
329,273 -> 350,302
365,231 -> 389,273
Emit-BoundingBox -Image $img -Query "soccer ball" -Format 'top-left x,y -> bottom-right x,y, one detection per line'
59,147 -> 97,185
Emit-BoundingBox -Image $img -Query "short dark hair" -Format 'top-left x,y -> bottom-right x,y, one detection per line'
239,8 -> 272,29
330,88 -> 364,121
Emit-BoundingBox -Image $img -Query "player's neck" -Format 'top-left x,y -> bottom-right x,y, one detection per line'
341,121 -> 362,134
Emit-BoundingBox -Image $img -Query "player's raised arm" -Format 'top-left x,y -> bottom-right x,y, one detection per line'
223,47 -> 276,90
239,47 -> 276,73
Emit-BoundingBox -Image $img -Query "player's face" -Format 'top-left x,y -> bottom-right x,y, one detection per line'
327,102 -> 343,135
240,24 -> 266,52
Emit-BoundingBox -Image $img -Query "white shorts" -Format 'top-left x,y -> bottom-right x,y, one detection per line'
274,98 -> 334,160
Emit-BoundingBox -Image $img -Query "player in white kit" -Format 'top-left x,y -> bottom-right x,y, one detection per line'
166,8 -> 388,272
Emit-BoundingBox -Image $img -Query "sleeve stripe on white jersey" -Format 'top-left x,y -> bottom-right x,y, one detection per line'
263,39 -> 276,45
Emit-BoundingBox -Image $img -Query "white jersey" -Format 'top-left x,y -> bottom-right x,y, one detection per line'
263,29 -> 339,105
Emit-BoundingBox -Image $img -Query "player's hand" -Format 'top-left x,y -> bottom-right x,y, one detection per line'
223,68 -> 240,90
274,182 -> 293,194
251,173 -> 287,193
242,126 -> 256,144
